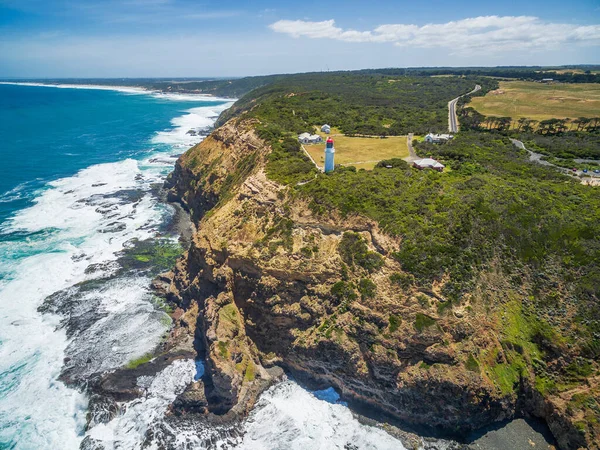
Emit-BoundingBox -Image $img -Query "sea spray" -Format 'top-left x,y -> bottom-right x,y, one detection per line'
0,83 -> 231,449
83,359 -> 196,450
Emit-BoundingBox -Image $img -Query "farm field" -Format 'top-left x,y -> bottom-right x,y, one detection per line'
304,133 -> 409,170
469,81 -> 600,121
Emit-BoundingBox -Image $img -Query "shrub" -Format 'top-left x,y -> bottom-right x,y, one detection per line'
414,313 -> 436,332
358,278 -> 377,299
465,354 -> 480,372
389,314 -> 401,333
389,272 -> 415,289
338,232 -> 384,273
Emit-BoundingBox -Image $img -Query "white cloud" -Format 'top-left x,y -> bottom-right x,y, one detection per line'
269,16 -> 600,54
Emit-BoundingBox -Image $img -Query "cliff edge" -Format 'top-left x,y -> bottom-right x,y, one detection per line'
161,118 -> 598,449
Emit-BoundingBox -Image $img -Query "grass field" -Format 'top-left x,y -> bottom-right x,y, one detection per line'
304,132 -> 409,170
469,81 -> 600,121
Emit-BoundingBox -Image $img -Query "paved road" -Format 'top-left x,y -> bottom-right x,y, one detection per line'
448,85 -> 481,133
510,138 -> 600,178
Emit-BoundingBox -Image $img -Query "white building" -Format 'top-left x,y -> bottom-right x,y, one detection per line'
413,158 -> 445,172
321,124 -> 331,134
425,133 -> 453,144
298,133 -> 323,145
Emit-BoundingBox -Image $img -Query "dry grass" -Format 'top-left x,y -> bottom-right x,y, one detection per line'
470,81 -> 600,121
544,69 -> 599,75
304,132 -> 409,171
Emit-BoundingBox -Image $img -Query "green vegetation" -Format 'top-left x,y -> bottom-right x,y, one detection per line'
330,281 -> 358,303
376,158 -> 410,170
389,272 -> 415,289
217,341 -> 229,359
338,232 -> 384,273
521,132 -> 600,160
234,72 -> 599,379
106,66 -> 599,99
258,215 -> 295,251
258,126 -> 318,185
120,239 -> 184,275
358,278 -> 377,299
469,81 -> 600,122
388,314 -> 401,333
126,352 -> 154,369
481,301 -> 568,395
414,313 -> 436,332
244,361 -> 256,382
437,300 -> 452,315
304,134 -> 409,171
219,303 -> 241,336
465,354 -> 480,372
222,72 -> 496,136
183,70 -> 599,415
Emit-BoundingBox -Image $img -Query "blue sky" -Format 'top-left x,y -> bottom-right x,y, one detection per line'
0,0 -> 598,78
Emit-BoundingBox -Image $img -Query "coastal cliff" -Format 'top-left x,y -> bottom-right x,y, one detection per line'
160,118 -> 598,449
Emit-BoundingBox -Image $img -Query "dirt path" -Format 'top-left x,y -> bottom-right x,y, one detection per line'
300,143 -> 322,171
405,133 -> 418,162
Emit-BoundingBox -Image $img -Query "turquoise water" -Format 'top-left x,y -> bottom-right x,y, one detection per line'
0,83 -> 231,449
0,83 -> 411,450
0,84 -> 224,222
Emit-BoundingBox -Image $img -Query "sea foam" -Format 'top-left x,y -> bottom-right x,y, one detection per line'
0,82 -> 233,102
0,97 -> 228,449
152,103 -> 234,148
239,381 -> 406,450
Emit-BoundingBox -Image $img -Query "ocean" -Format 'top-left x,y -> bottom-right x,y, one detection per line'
0,83 -> 413,450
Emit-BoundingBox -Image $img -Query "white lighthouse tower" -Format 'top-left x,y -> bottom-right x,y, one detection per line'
324,137 -> 335,173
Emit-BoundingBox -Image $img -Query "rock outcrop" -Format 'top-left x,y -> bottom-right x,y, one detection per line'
162,118 -> 598,449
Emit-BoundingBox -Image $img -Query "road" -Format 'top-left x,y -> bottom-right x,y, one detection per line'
300,143 -> 322,171
510,138 -> 600,179
448,85 -> 481,133
406,133 -> 418,162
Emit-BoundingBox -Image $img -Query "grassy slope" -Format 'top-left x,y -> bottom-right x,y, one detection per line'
240,73 -> 600,403
304,135 -> 409,170
470,81 -> 600,120
176,70 -> 600,442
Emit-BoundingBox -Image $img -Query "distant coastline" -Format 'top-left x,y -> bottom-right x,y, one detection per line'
0,81 -> 231,102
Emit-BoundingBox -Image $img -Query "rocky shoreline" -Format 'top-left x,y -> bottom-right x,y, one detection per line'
153,118 -> 596,449
54,116 -> 595,449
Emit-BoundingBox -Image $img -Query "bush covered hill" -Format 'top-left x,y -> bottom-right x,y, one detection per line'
206,71 -> 600,370
217,71 -> 497,135
171,70 -> 600,448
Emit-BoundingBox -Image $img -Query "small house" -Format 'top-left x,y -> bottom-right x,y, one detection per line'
298,133 -> 323,145
321,124 -> 331,134
425,133 -> 453,144
413,158 -> 445,172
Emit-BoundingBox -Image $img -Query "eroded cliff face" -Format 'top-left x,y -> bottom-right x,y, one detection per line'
163,119 -> 597,449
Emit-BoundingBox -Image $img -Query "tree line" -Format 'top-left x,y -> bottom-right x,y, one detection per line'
459,107 -> 600,135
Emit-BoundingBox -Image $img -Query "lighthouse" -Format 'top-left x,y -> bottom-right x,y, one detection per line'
324,137 -> 335,173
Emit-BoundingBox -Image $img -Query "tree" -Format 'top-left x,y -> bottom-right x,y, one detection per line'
496,117 -> 512,132
516,117 -> 528,132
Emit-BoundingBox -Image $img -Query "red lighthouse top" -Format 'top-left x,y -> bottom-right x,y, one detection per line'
326,137 -> 334,144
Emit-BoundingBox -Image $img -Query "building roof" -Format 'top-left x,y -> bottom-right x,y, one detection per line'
426,133 -> 453,140
414,158 -> 445,168
298,133 -> 322,141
